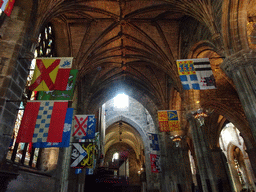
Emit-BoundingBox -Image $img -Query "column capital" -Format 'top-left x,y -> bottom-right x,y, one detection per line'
221,49 -> 256,78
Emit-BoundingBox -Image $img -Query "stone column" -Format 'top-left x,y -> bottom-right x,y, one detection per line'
158,132 -> 170,192
243,150 -> 256,190
211,148 -> 233,192
246,147 -> 256,180
221,50 -> 256,177
176,140 -> 193,192
168,134 -> 193,192
187,112 -> 218,192
221,50 -> 256,141
188,114 -> 209,192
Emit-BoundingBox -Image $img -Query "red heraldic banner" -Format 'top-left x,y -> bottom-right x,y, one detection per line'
150,154 -> 161,173
0,0 -> 15,16
16,101 -> 68,143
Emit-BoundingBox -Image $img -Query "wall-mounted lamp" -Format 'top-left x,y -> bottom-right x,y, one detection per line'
170,135 -> 185,147
192,108 -> 214,127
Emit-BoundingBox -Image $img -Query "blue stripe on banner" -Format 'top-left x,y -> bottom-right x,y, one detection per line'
33,108 -> 74,148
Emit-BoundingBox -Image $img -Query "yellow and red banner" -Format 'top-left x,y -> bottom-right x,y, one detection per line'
0,0 -> 15,16
29,57 -> 73,91
158,110 -> 180,132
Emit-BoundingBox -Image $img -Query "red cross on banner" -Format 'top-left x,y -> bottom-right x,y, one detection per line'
30,59 -> 59,91
73,115 -> 89,137
29,58 -> 73,91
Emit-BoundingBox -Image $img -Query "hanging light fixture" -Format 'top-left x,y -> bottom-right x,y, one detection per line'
193,108 -> 214,127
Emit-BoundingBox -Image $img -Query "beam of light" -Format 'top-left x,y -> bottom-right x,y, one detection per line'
114,93 -> 128,108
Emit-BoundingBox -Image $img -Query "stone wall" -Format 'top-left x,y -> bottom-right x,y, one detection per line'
105,96 -> 156,136
6,170 -> 55,192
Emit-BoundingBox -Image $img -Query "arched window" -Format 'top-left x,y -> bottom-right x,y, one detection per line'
219,123 -> 256,191
36,23 -> 55,57
112,152 -> 119,162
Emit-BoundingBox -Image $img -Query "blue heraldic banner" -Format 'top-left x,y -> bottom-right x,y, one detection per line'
149,133 -> 160,151
176,58 -> 216,90
33,108 -> 74,148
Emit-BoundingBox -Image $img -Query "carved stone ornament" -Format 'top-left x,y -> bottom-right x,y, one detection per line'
221,49 -> 256,78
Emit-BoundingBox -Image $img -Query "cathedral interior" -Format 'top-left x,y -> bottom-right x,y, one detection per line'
1,0 -> 256,192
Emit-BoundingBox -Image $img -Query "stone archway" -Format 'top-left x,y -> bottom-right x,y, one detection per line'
104,142 -> 141,185
220,124 -> 256,191
101,94 -> 162,191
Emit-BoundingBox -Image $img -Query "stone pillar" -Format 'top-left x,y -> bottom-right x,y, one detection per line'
187,112 -> 218,192
243,151 -> 256,191
246,147 -> 256,179
166,133 -> 193,192
158,132 -> 169,192
221,50 -> 256,178
211,148 -> 233,192
188,114 -> 209,192
221,50 -> 256,141
0,6 -> 34,163
178,142 -> 193,191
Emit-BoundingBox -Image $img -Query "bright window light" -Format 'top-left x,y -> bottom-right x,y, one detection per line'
114,93 -> 128,108
112,152 -> 119,162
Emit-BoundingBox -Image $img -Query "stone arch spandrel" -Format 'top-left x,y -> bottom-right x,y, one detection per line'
187,41 -> 219,59
201,100 -> 255,149
222,0 -> 250,55
50,19 -> 72,57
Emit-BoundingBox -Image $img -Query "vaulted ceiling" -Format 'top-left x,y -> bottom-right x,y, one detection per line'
29,0 -> 255,147
32,0 -> 222,113
105,121 -> 143,159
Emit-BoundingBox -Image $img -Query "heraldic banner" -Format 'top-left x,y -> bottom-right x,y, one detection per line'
176,58 -> 216,90
16,100 -> 68,143
150,154 -> 161,173
0,0 -> 15,16
73,115 -> 96,139
70,142 -> 95,168
29,57 -> 73,91
37,69 -> 78,100
149,133 -> 160,151
33,108 -> 74,148
158,110 -> 180,132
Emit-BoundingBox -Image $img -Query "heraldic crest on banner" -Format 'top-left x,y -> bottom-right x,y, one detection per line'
70,142 -> 95,168
73,115 -> 96,139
